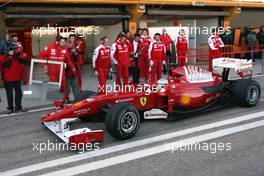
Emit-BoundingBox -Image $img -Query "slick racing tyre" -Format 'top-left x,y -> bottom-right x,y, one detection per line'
74,90 -> 97,103
105,102 -> 140,140
232,79 -> 261,107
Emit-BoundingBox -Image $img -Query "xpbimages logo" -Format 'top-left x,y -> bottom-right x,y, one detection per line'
98,82 -> 166,95
166,141 -> 232,154
32,24 -> 101,37
32,140 -> 100,153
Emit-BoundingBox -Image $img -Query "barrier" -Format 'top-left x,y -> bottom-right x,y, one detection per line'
29,58 -> 64,88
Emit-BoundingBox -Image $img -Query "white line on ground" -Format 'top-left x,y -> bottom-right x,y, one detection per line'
40,119 -> 264,176
252,74 -> 264,78
1,111 -> 264,176
0,107 -> 54,118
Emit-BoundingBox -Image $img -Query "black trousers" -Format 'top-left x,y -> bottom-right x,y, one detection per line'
4,81 -> 22,110
129,57 -> 140,84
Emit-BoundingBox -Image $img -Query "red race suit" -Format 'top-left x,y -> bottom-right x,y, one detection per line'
176,35 -> 188,67
148,40 -> 166,82
92,44 -> 111,94
111,39 -> 130,86
208,34 -> 224,71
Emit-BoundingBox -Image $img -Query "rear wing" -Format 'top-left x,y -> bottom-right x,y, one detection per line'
213,57 -> 252,79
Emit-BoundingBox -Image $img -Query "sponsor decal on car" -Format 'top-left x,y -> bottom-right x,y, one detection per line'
73,108 -> 90,115
115,98 -> 134,103
180,93 -> 191,106
86,98 -> 95,102
74,101 -> 83,107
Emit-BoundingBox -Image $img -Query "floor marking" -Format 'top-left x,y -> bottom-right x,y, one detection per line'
0,107 -> 54,118
1,111 -> 264,176
40,119 -> 264,176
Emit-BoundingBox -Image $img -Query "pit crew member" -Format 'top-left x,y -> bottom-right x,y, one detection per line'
176,29 -> 188,67
130,33 -> 141,84
75,35 -> 86,89
111,32 -> 130,86
148,33 -> 166,82
160,28 -> 172,73
208,29 -> 224,71
138,28 -> 151,81
39,37 -> 76,100
93,36 -> 112,94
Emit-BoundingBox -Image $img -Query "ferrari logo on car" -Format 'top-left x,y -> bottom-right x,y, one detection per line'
140,97 -> 147,106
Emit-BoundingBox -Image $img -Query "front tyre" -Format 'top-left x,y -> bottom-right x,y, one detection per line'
105,103 -> 140,140
232,79 -> 261,107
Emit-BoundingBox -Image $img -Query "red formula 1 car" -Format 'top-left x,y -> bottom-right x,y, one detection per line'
41,58 -> 261,144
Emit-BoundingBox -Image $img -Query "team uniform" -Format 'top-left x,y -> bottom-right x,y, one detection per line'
0,52 -> 27,112
148,40 -> 166,82
208,34 -> 224,71
67,40 -> 83,90
13,42 -> 29,84
111,39 -> 130,86
129,39 -> 140,83
75,38 -> 86,89
93,44 -> 111,94
176,35 -> 188,67
138,35 -> 151,81
160,34 -> 172,60
39,43 -> 76,100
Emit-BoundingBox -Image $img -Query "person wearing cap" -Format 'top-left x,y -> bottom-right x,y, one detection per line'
176,29 -> 188,67
92,36 -> 112,94
160,28 -> 172,69
148,33 -> 166,83
111,32 -> 130,86
208,29 -> 224,71
138,28 -> 151,81
40,37 -> 77,101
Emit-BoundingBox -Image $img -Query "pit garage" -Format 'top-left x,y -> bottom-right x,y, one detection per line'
2,4 -> 131,62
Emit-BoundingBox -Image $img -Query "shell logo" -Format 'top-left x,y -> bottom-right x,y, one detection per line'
74,101 -> 83,107
180,94 -> 191,106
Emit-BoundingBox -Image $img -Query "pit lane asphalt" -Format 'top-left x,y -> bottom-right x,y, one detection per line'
0,77 -> 264,176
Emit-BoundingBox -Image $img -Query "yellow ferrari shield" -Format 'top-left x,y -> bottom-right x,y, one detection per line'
140,97 -> 147,106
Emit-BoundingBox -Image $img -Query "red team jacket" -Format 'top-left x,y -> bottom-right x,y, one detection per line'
138,35 -> 151,56
208,34 -> 224,55
76,38 -> 86,65
111,39 -> 130,66
160,34 -> 172,51
148,41 -> 166,61
1,54 -> 27,81
40,43 -> 74,64
176,35 -> 188,51
92,45 -> 111,71
39,43 -> 76,77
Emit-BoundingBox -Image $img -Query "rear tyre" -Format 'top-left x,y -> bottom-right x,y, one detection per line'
232,79 -> 261,107
105,102 -> 140,140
